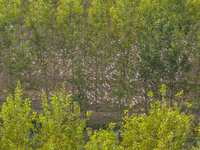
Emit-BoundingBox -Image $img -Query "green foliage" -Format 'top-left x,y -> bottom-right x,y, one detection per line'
121,101 -> 194,149
0,82 -> 198,149
85,123 -> 124,150
0,82 -> 92,150
35,84 -> 91,150
0,0 -> 199,114
0,81 -> 36,150
120,85 -> 194,149
85,85 -> 195,149
0,0 -> 200,147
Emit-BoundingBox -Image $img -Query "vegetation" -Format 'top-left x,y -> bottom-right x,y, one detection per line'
0,82 -> 199,149
0,82 -> 92,149
0,0 -> 199,113
0,0 -> 200,149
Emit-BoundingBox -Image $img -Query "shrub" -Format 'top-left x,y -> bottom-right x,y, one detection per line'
85,123 -> 124,150
0,82 -> 91,150
120,85 -> 194,149
35,84 -> 91,150
0,82 -> 196,149
0,82 -> 37,150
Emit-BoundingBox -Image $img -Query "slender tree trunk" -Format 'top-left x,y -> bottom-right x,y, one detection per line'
8,48 -> 14,96
72,56 -> 75,97
44,66 -> 48,100
170,77 -> 174,107
29,60 -> 32,88
95,56 -> 98,112
51,28 -> 56,89
145,80 -> 148,115
196,63 -> 200,107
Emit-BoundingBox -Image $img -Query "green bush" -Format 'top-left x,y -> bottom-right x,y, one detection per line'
0,82 -> 36,150
120,101 -> 194,149
0,82 -> 91,150
0,83 -> 197,149
34,84 -> 91,150
120,85 -> 194,150
85,123 -> 124,150
84,85 -> 195,150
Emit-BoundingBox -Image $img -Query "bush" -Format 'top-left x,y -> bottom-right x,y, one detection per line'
0,82 -> 91,150
120,101 -> 194,149
85,123 -> 124,150
120,85 -> 194,149
0,82 -> 36,150
34,84 -> 91,149
0,83 -> 196,149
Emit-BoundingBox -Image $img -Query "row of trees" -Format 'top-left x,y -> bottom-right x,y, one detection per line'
0,0 -> 199,113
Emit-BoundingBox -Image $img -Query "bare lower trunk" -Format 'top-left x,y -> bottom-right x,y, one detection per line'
95,57 -> 98,112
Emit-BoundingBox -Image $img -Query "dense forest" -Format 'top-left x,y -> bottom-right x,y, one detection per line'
0,0 -> 200,149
